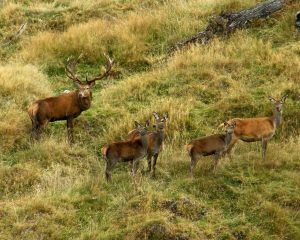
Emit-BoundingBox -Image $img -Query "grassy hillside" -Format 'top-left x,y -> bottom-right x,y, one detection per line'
0,0 -> 299,239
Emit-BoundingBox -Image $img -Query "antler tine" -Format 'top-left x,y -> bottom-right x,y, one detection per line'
87,54 -> 114,84
65,55 -> 83,85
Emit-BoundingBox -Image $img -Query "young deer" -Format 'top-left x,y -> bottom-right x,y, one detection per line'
101,121 -> 149,182
222,95 -> 287,160
127,112 -> 168,177
27,54 -> 114,143
187,121 -> 236,177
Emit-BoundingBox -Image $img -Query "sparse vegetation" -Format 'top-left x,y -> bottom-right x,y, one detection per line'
0,0 -> 299,239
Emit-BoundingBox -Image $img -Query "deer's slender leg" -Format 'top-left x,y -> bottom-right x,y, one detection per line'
152,153 -> 159,177
213,153 -> 221,173
261,138 -> 268,160
105,158 -> 117,182
147,154 -> 152,173
132,159 -> 140,176
67,118 -> 74,144
190,154 -> 199,178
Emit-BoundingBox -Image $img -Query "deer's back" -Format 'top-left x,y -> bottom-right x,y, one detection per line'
187,134 -> 225,156
228,118 -> 275,140
106,139 -> 145,162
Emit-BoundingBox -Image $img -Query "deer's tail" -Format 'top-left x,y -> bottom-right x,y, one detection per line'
185,143 -> 193,157
27,103 -> 39,126
101,145 -> 109,160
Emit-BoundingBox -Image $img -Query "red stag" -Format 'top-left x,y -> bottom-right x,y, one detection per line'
28,54 -> 114,143
101,121 -> 150,182
187,121 -> 236,177
222,95 -> 287,160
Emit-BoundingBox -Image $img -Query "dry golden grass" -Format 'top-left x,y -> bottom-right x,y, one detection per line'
0,0 -> 299,239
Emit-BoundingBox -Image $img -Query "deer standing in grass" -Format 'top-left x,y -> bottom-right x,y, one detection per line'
27,54 -> 114,143
187,121 -> 236,177
101,121 -> 150,182
128,112 -> 168,177
222,95 -> 287,160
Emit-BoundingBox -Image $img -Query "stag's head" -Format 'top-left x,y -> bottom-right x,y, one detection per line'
153,112 -> 168,131
65,54 -> 114,99
268,95 -> 287,112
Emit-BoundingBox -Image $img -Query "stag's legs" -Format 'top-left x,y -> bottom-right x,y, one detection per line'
67,118 -> 74,144
152,153 -> 159,177
261,138 -> 268,160
190,154 -> 199,178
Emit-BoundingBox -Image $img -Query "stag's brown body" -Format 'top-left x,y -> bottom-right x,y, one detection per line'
28,54 -> 113,143
28,91 -> 91,124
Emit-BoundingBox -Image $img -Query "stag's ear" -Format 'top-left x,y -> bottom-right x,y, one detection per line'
268,96 -> 276,103
281,95 -> 287,103
89,81 -> 96,87
163,112 -> 168,120
153,112 -> 159,120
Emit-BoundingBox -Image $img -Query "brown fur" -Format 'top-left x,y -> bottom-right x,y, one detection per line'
127,112 -> 167,176
28,55 -> 113,143
223,95 -> 287,160
187,122 -> 236,177
104,121 -> 149,182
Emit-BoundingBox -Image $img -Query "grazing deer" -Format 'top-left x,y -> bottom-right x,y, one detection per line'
101,121 -> 150,182
128,112 -> 168,177
187,121 -> 236,177
27,54 -> 114,143
221,95 -> 287,160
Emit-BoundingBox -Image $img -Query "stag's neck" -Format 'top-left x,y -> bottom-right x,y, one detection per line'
272,109 -> 282,128
76,92 -> 91,111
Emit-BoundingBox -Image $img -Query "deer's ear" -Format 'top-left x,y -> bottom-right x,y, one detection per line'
164,112 -> 168,120
268,96 -> 276,103
89,81 -> 96,87
145,120 -> 150,128
134,121 -> 141,128
153,112 -> 159,120
281,95 -> 287,103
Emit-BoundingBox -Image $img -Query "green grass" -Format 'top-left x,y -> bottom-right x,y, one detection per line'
0,0 -> 300,239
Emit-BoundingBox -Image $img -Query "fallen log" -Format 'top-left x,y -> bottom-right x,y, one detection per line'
171,0 -> 285,51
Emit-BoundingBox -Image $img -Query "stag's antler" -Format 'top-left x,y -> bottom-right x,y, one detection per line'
87,54 -> 114,84
65,54 -> 83,85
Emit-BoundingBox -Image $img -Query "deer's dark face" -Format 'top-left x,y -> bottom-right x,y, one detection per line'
134,120 -> 150,136
269,95 -> 287,112
153,112 -> 168,131
224,121 -> 236,135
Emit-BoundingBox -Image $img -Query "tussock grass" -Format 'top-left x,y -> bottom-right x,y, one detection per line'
0,0 -> 299,239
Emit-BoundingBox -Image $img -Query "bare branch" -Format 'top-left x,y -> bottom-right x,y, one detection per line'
2,22 -> 27,47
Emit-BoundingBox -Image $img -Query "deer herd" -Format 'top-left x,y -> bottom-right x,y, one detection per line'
27,55 -> 287,182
